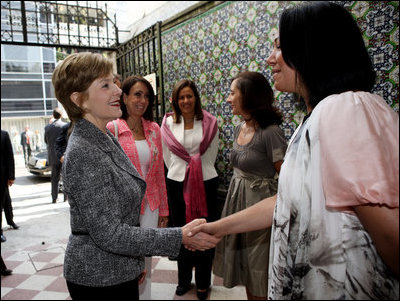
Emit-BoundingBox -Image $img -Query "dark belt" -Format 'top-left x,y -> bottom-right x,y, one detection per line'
71,231 -> 89,236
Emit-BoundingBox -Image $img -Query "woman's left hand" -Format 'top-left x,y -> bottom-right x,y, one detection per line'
158,216 -> 169,228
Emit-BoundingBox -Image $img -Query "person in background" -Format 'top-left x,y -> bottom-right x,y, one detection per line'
20,126 -> 32,165
1,255 -> 12,276
161,79 -> 220,300
55,122 -> 70,165
189,2 -> 399,299
113,73 -> 122,88
106,75 -> 169,300
31,129 -> 43,152
45,108 -> 68,203
214,71 -> 287,300
1,186 -> 19,233
55,121 -> 71,202
52,52 -> 218,300
11,132 -> 22,154
1,130 -> 17,243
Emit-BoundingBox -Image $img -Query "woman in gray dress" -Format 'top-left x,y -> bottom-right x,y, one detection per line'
213,71 -> 287,300
51,52 -> 218,300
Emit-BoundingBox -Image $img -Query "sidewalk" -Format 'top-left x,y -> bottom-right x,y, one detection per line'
1,155 -> 246,300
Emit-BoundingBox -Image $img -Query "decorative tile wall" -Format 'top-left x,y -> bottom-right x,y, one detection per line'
161,1 -> 399,191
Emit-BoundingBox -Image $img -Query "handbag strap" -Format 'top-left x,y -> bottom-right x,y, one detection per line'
112,120 -> 118,140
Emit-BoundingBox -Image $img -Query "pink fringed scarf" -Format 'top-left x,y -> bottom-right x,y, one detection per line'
161,110 -> 218,223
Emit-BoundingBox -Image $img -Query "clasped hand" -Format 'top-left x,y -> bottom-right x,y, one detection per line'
181,219 -> 221,251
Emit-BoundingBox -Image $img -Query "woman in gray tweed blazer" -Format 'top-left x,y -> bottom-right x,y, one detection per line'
51,52 -> 218,300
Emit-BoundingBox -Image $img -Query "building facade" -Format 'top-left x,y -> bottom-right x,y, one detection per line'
1,1 -> 117,153
1,44 -> 57,153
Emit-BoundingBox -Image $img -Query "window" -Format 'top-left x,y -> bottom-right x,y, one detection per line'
42,47 -> 55,61
1,81 -> 43,98
43,62 -> 55,73
3,61 -> 41,73
2,45 -> 41,61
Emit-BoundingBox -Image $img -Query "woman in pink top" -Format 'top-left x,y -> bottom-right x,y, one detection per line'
107,75 -> 168,300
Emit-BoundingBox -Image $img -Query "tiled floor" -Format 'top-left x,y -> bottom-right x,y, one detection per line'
1,239 -> 246,300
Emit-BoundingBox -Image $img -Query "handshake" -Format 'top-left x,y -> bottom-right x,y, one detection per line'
181,219 -> 221,251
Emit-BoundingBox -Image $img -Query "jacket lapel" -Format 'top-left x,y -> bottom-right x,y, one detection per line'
76,119 -> 144,181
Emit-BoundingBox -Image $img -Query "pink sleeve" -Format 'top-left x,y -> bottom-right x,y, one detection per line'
319,92 -> 399,209
154,123 -> 169,216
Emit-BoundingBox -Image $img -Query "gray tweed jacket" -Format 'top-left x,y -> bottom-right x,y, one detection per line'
62,118 -> 182,287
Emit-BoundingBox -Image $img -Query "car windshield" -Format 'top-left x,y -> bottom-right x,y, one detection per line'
35,152 -> 48,159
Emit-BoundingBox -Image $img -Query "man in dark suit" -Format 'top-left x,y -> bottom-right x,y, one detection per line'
45,108 -> 67,203
1,130 -> 17,243
55,121 -> 70,202
20,126 -> 32,165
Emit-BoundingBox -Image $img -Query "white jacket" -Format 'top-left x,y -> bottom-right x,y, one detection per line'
162,115 -> 219,182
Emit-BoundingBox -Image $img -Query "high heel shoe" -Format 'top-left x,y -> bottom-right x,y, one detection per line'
9,222 -> 19,230
175,285 -> 190,296
1,268 -> 12,276
196,288 -> 209,300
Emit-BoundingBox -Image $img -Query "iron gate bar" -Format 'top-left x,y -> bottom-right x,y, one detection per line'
21,1 -> 28,42
156,21 -> 165,122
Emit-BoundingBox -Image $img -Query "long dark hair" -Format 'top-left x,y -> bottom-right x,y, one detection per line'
279,2 -> 376,108
171,79 -> 203,123
233,71 -> 283,128
120,76 -> 155,121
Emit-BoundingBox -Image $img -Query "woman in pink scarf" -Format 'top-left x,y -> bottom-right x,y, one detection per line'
161,79 -> 219,300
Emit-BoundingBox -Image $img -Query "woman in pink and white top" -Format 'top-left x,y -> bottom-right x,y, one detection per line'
106,75 -> 168,300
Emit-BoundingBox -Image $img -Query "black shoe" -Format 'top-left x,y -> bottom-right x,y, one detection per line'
52,199 -> 58,203
197,288 -> 209,300
9,222 -> 19,230
168,256 -> 178,261
175,285 -> 190,296
1,268 -> 13,276
1,234 -> 6,243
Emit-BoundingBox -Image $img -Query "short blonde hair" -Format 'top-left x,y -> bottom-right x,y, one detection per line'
52,52 -> 113,122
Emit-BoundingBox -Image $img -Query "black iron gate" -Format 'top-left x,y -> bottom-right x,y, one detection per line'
116,22 -> 165,124
1,1 -> 118,50
1,1 -> 165,122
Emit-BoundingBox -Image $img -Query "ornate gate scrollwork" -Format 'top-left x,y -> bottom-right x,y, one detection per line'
1,1 -> 118,50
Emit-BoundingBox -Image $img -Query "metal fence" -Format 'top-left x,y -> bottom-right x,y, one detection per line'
1,1 -> 118,50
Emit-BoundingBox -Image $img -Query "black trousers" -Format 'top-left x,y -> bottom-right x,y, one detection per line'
51,163 -> 62,201
66,278 -> 139,300
22,144 -> 31,164
166,177 -> 220,290
1,185 -> 14,234
1,255 -> 8,272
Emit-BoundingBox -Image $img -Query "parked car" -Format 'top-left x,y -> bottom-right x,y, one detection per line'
27,150 -> 51,177
27,150 -> 64,193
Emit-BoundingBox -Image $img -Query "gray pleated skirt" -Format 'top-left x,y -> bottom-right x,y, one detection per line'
213,168 -> 278,297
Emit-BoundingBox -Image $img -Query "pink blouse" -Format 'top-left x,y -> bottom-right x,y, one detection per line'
319,91 -> 399,209
107,118 -> 169,216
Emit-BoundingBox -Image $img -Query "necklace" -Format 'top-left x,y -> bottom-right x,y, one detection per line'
241,123 -> 255,138
131,127 -> 140,134
129,122 -> 142,134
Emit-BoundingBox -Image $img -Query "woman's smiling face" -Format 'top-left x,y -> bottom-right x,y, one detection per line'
267,37 -> 298,94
